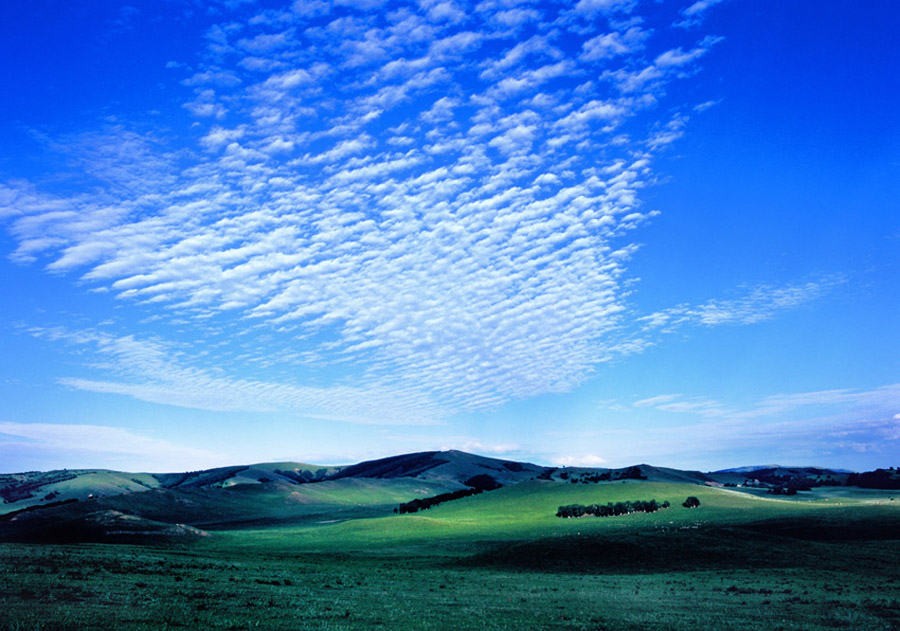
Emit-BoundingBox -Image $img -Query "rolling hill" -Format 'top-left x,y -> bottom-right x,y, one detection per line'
1,452 -> 898,631
1,450 -> 894,544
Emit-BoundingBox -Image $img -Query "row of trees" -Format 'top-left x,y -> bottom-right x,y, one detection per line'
396,475 -> 503,514
556,499 -> 670,518
558,466 -> 648,485
396,487 -> 484,513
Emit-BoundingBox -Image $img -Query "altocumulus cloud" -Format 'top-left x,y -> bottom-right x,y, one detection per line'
2,1 -> 736,422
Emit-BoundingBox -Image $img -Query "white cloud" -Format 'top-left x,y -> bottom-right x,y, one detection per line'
572,0 -> 634,15
580,27 -> 648,62
453,441 -> 523,455
237,31 -> 292,54
747,384 -> 900,420
693,99 -> 721,112
552,454 -> 608,467
676,0 -> 726,28
683,0 -> 725,16
604,35 -> 721,94
631,384 -> 900,425
426,1 -> 467,23
182,70 -> 242,88
200,125 -> 246,149
639,275 -> 846,331
576,384 -> 900,468
480,36 -> 561,80
0,1 -> 729,421
334,0 -> 386,8
490,8 -> 541,28
655,46 -> 706,68
633,394 -> 682,407
30,327 -> 442,425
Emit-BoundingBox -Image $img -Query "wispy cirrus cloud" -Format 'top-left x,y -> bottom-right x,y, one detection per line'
0,421 -> 211,459
631,383 -> 900,424
27,326 -> 441,424
594,414 -> 900,470
450,440 -> 523,456
0,421 -> 223,472
638,275 -> 846,331
1,1 -> 735,421
634,394 -> 729,418
575,384 -> 900,468
675,0 -> 727,28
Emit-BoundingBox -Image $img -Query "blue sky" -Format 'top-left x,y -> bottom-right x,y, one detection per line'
1,0 -> 897,473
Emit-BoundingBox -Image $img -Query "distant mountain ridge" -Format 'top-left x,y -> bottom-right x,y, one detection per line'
715,465 -> 856,474
0,450 -> 895,545
1,450 -> 876,518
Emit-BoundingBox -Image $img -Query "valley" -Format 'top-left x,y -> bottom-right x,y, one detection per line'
1,451 -> 898,630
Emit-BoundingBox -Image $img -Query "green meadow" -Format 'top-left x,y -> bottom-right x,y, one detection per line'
2,479 -> 898,631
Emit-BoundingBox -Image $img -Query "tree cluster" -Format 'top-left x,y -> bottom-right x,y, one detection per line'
463,474 -> 502,491
566,472 -> 611,484
556,499 -> 669,518
559,466 -> 647,485
273,468 -> 332,484
536,467 -> 557,480
741,468 -> 841,492
153,466 -> 249,489
847,469 -> 900,490
0,471 -> 78,504
396,476 -> 502,514
768,485 -> 799,496
682,496 -> 700,508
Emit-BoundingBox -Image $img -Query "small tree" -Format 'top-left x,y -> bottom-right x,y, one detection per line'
683,496 -> 700,508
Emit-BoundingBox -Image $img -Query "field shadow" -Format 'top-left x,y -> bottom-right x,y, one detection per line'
459,516 -> 900,575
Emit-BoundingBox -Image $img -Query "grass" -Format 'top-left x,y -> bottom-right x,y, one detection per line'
1,480 -> 898,630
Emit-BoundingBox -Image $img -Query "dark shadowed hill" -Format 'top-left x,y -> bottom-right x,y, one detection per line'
3,507 -> 210,544
329,450 -> 548,486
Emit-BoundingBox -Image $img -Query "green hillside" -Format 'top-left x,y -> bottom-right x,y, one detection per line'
0,469 -> 162,514
1,475 -> 897,631
5,451 -> 893,522
0,476 -> 464,542
230,478 -> 897,555
0,462 -> 344,516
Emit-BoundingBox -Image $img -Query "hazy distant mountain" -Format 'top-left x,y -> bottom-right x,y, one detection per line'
714,465 -> 855,474
714,465 -> 785,473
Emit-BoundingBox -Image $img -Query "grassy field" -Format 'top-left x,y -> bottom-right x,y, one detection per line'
1,480 -> 898,630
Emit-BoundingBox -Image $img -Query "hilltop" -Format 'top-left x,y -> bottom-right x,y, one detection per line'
4,450 -> 894,517
1,450 -> 895,544
1,452 -> 897,631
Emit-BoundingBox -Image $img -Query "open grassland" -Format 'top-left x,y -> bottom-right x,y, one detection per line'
1,481 -> 898,631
